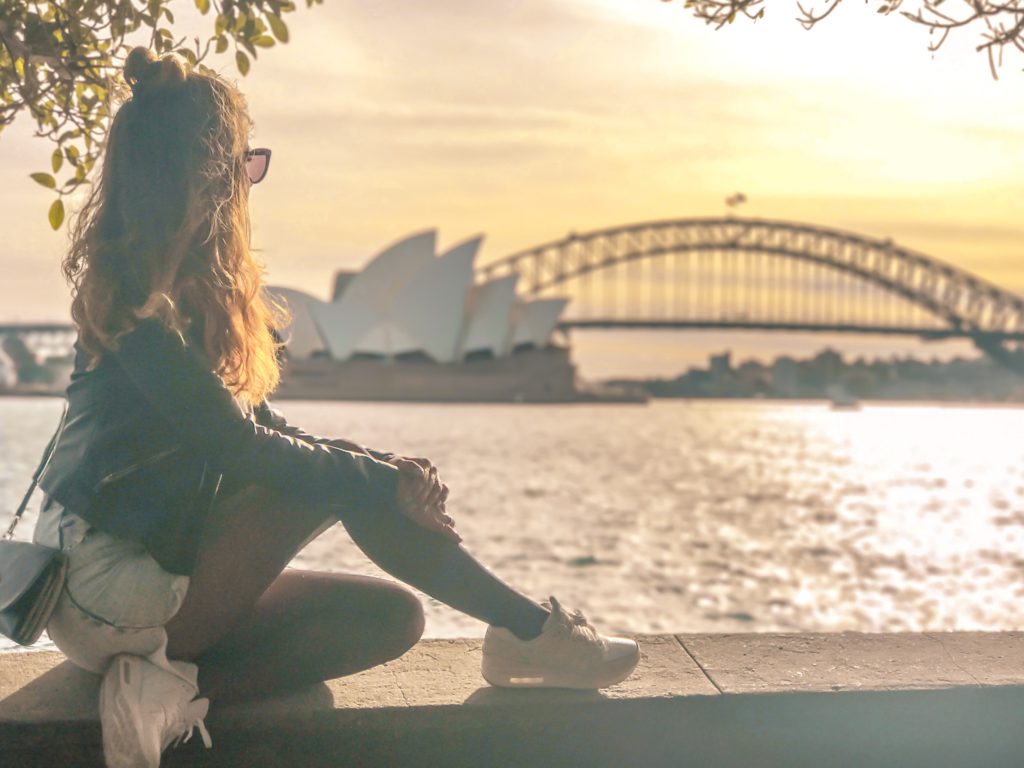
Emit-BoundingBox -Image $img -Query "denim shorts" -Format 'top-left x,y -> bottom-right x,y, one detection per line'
33,498 -> 192,682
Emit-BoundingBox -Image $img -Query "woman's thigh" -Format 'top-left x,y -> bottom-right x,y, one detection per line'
188,568 -> 424,701
203,568 -> 424,660
165,484 -> 337,659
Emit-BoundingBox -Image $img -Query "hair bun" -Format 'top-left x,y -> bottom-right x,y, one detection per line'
124,47 -> 187,95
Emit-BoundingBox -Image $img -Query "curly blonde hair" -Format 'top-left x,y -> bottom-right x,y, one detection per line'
63,47 -> 285,405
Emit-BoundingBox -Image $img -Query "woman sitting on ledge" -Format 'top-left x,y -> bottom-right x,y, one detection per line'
32,47 -> 639,768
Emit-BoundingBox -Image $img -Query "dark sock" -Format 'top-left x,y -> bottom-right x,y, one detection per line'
507,604 -> 549,641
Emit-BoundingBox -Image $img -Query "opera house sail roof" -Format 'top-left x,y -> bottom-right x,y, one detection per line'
459,274 -> 518,358
266,231 -> 568,365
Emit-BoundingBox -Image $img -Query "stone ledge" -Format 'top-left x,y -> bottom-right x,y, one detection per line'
3,633 -> 1024,767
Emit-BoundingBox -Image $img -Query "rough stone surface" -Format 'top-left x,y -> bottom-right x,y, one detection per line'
217,634 -> 716,725
678,632 -> 992,693
606,634 -> 718,699
0,651 -> 96,722
923,631 -> 1024,686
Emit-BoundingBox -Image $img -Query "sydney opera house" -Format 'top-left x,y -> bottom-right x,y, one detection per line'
267,231 -> 640,402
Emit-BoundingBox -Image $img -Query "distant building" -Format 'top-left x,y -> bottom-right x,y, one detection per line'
0,345 -> 16,389
257,233 -> 641,402
331,270 -> 357,302
613,346 -> 1024,404
267,231 -> 570,365
771,357 -> 799,397
0,334 -> 53,384
737,359 -> 769,394
709,352 -> 732,379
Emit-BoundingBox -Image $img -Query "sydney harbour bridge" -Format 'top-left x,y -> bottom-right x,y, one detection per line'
479,217 -> 1024,366
4,217 -> 1024,366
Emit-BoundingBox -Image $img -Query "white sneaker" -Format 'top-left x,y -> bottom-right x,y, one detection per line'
481,596 -> 640,689
99,654 -> 213,768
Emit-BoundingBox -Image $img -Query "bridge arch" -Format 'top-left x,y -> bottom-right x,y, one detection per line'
478,218 -> 1024,358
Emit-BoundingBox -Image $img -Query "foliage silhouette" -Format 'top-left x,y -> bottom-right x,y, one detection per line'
669,0 -> 1023,79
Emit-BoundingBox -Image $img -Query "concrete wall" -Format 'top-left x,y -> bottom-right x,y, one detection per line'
4,633 -> 1024,767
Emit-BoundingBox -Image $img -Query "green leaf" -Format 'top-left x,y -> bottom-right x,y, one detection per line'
214,13 -> 229,35
51,149 -> 63,173
196,0 -> 210,14
215,34 -> 229,53
269,13 -> 289,41
235,50 -> 250,76
253,35 -> 275,48
30,172 -> 56,189
48,198 -> 65,230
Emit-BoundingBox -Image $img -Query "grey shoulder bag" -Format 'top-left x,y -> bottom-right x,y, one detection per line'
0,402 -> 70,646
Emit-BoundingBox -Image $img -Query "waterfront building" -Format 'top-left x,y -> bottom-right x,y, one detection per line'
268,231 -> 569,366
0,347 -> 15,389
264,231 -> 639,402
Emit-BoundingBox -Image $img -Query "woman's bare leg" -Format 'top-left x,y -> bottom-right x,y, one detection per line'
165,484 -> 548,701
332,489 -> 551,640
165,486 -> 424,700
191,569 -> 424,702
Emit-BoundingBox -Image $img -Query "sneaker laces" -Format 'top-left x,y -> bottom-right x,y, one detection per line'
548,596 -> 600,644
169,700 -> 213,750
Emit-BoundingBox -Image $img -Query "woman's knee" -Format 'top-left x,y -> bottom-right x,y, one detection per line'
377,584 -> 425,658
308,575 -> 423,659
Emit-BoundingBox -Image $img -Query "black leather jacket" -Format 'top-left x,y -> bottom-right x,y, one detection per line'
38,318 -> 400,575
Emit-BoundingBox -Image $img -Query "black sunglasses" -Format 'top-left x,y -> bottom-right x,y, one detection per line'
245,148 -> 272,184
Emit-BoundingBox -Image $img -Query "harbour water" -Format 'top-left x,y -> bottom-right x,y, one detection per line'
2,396 -> 1024,654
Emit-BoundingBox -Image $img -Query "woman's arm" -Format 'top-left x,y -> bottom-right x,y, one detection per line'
251,387 -> 457,541
251,401 -> 396,462
111,318 -> 399,511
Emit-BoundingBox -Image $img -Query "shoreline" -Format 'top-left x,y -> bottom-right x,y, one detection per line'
4,388 -> 1024,407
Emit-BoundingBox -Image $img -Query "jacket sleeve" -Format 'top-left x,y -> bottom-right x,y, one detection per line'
110,319 -> 400,510
252,401 -> 397,462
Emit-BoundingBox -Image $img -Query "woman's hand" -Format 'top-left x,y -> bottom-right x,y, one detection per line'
389,456 -> 461,543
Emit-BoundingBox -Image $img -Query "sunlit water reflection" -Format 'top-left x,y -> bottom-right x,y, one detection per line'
2,397 -> 1023,651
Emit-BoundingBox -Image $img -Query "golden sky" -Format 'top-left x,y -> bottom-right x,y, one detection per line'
1,0 -> 1021,376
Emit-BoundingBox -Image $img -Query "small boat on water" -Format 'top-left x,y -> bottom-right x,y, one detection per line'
826,384 -> 860,411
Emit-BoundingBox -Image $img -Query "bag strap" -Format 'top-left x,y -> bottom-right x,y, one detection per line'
4,400 -> 69,541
